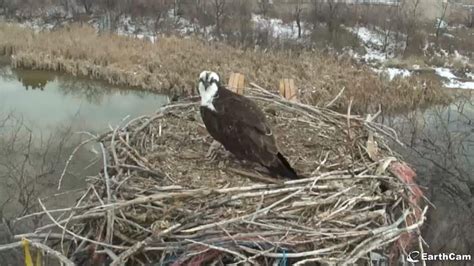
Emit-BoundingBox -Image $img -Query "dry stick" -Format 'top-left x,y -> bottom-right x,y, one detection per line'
133,113 -> 164,134
109,115 -> 131,167
227,167 -> 284,185
15,205 -> 94,222
100,142 -> 115,245
182,189 -> 302,233
344,207 -> 427,264
240,235 -> 361,259
325,86 -> 346,108
0,239 -> 74,265
57,137 -> 96,190
91,190 -> 209,212
14,233 -> 75,240
37,198 -> 128,250
35,213 -> 104,233
185,239 -> 248,261
347,97 -> 354,141
250,83 -> 403,145
110,223 -> 181,266
60,186 -> 93,255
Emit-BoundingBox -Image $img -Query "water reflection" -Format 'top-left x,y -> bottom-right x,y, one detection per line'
13,68 -> 55,91
380,91 -> 474,262
0,65 -> 169,134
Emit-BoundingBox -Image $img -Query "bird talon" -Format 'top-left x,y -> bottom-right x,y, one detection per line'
206,140 -> 222,162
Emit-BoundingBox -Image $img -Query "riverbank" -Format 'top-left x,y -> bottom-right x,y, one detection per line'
0,23 -> 449,114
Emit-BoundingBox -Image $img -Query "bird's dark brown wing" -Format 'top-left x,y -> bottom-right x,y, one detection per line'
217,93 -> 272,135
200,89 -> 297,178
211,91 -> 279,163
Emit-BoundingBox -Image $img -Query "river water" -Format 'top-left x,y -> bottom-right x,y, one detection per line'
0,65 -> 472,264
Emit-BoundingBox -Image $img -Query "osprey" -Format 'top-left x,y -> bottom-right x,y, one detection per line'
198,70 -> 298,179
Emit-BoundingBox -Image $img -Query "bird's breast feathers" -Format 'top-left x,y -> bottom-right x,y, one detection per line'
199,83 -> 218,112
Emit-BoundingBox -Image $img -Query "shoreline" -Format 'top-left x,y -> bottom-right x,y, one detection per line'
0,22 -> 450,114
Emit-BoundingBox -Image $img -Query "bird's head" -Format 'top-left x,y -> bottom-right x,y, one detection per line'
198,71 -> 220,110
198,70 -> 220,95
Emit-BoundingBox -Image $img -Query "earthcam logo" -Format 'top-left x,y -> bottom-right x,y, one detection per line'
407,251 -> 421,263
407,251 -> 472,263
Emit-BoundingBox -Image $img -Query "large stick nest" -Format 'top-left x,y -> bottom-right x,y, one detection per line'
25,85 -> 425,265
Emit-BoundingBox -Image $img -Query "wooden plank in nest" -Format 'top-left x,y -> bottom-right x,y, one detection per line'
279,78 -> 298,102
228,73 -> 245,95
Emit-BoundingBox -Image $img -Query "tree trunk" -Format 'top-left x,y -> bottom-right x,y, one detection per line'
297,17 -> 301,38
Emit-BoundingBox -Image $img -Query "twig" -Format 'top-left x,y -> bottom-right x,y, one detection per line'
57,137 -> 96,190
37,199 -> 127,249
325,86 -> 345,108
110,223 -> 181,266
0,239 -> 74,265
100,142 -> 115,245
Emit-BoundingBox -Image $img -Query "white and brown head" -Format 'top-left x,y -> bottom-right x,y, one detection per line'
198,71 -> 220,111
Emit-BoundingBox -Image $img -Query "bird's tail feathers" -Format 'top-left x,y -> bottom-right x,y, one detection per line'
268,153 -> 298,179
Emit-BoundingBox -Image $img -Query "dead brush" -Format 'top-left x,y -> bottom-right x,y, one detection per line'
2,85 -> 426,265
0,23 -> 448,113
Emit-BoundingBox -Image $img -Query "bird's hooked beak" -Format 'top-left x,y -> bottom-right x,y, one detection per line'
203,80 -> 210,89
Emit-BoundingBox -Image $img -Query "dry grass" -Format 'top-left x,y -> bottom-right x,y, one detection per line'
0,23 -> 449,114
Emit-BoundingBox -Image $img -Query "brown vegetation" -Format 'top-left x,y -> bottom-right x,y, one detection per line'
0,23 -> 449,114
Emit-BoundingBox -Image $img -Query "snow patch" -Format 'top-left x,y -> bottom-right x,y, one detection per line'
346,26 -> 405,64
372,67 -> 411,81
444,80 -> 474,90
442,33 -> 455,38
385,68 -> 411,80
252,14 -> 309,39
434,67 -> 474,90
435,68 -> 457,80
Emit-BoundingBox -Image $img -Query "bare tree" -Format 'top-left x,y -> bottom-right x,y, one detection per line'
78,0 -> 94,14
258,0 -> 272,17
225,0 -> 252,46
151,0 -> 173,33
59,0 -> 71,15
212,0 -> 226,37
435,2 -> 449,42
326,0 -> 342,38
310,0 -> 322,30
172,0 -> 183,17
294,0 -> 303,39
400,0 -> 421,56
467,7 -> 474,28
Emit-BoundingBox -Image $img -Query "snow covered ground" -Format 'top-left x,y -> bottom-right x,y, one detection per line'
252,14 -> 309,39
435,68 -> 474,90
347,26 -> 473,90
372,67 -> 412,81
346,26 -> 405,64
385,68 -> 412,80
